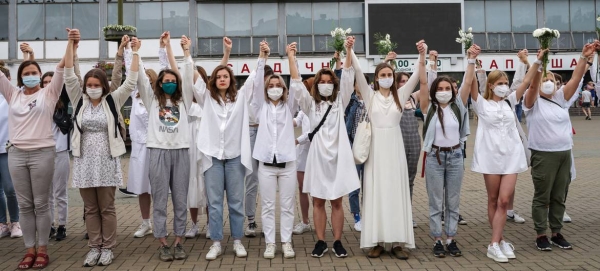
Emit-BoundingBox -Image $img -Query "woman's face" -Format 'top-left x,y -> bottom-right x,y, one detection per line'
376,67 -> 394,82
267,78 -> 283,89
318,74 -> 334,84
161,73 -> 177,84
21,64 -> 40,79
42,75 -> 53,87
216,69 -> 231,90
489,77 -> 509,90
397,74 -> 409,88
85,77 -> 102,89
437,81 -> 453,93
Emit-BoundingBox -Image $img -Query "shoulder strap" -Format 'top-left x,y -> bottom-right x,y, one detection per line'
105,95 -> 123,138
73,99 -> 84,134
308,104 -> 333,142
450,102 -> 462,132
539,96 -> 563,108
422,105 -> 436,140
505,99 -> 512,108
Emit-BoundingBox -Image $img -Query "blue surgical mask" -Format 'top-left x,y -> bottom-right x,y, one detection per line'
22,76 -> 40,88
162,82 -> 177,95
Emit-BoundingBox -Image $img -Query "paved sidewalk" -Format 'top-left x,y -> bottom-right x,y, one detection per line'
0,118 -> 598,271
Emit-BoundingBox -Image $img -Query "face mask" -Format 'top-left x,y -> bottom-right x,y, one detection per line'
267,87 -> 283,100
87,88 -> 103,99
318,84 -> 334,97
378,77 -> 394,89
541,81 -> 556,95
492,85 -> 510,98
162,82 -> 177,95
22,76 -> 40,88
435,91 -> 452,104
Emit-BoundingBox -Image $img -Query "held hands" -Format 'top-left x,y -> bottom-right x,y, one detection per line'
429,50 -> 438,61
259,40 -> 270,57
517,49 -> 528,63
286,42 -> 297,57
344,36 -> 355,51
160,31 -> 170,48
181,35 -> 191,51
66,28 -> 80,43
223,37 -> 232,53
582,40 -> 600,57
119,35 -> 130,50
467,44 -> 481,59
333,51 -> 341,61
385,51 -> 397,63
416,40 -> 427,56
536,48 -> 549,61
131,37 -> 141,52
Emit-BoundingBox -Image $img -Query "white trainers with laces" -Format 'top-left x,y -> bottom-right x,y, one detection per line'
83,248 -> 102,267
282,242 -> 295,259
0,223 -> 10,238
205,224 -> 211,239
185,223 -> 199,239
10,222 -> 22,238
487,242 -> 508,263
234,242 -> 248,258
264,243 -> 276,259
507,212 -> 526,223
563,212 -> 572,223
205,245 -> 222,261
354,221 -> 362,232
133,221 -> 153,238
97,248 -> 114,266
292,222 -> 311,235
500,240 -> 516,259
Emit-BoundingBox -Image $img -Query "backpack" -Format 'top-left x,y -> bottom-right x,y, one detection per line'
422,102 -> 462,140
73,95 -> 125,139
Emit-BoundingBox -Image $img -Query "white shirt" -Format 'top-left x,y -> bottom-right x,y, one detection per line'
524,89 -> 572,152
53,123 -> 69,152
582,90 -> 592,103
129,91 -> 149,144
295,110 -> 310,145
433,105 -> 460,147
0,94 -> 8,154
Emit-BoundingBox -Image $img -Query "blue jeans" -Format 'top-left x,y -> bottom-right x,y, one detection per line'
349,164 -> 364,214
425,148 -> 464,238
245,126 -> 259,219
0,153 -> 19,224
515,103 -> 523,122
205,156 -> 245,241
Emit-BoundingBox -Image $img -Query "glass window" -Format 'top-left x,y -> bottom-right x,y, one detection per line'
488,33 -> 512,50
286,36 -> 313,53
464,1 -> 485,32
485,1 -> 510,32
514,33 -> 539,49
313,3 -> 338,35
551,35 -> 572,49
198,38 -> 223,56
230,37 -> 251,55
512,0 -> 537,32
225,4 -> 251,37
0,5 -> 8,40
314,35 -> 333,52
573,32 -> 597,48
473,33 -> 487,49
286,3 -> 312,35
252,37 -> 279,55
18,5 -> 44,40
163,2 -> 189,37
570,0 -> 595,31
74,4 -> 99,40
107,3 -> 136,26
544,0 -> 570,31
198,4 -> 224,38
252,3 -> 278,36
45,4 -> 71,40
136,2 -> 162,38
340,2 -> 364,33
353,34 -> 365,53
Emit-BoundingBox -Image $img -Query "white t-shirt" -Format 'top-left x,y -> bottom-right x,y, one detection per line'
582,90 -> 592,103
53,123 -> 69,152
146,98 -> 190,149
433,105 -> 460,147
524,90 -> 572,152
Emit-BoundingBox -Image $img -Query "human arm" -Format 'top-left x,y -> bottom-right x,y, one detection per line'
160,31 -> 179,76
180,35 -> 194,111
64,29 -> 82,105
334,51 -> 342,70
221,37 -> 232,67
398,41 -> 426,106
462,44 -> 480,104
110,35 -> 128,92
427,50 -> 438,90
339,36 -> 357,108
515,49 -> 545,102
158,34 -> 170,71
289,44 -> 313,114
250,41 -> 270,117
563,42 -> 599,101
20,43 -> 34,61
476,60 -> 487,94
111,37 -> 140,107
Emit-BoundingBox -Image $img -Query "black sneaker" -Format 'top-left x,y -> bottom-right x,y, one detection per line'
49,226 -> 56,239
550,233 -> 572,250
536,235 -> 552,251
55,225 -> 67,241
311,240 -> 328,258
118,188 -> 138,198
458,215 -> 467,225
433,240 -> 446,258
332,240 -> 348,258
446,240 -> 462,257
84,232 -> 89,240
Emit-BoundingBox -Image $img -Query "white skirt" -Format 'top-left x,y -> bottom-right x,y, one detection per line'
296,144 -> 309,172
127,141 -> 151,194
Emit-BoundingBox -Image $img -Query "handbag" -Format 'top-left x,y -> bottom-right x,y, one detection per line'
352,94 -> 374,164
505,100 -> 531,166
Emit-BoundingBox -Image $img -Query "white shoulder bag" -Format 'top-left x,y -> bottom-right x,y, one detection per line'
352,94 -> 374,164
505,99 -> 531,166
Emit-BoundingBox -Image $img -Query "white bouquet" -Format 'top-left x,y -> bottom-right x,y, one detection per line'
532,27 -> 560,76
374,33 -> 398,68
456,27 -> 474,52
328,27 -> 351,68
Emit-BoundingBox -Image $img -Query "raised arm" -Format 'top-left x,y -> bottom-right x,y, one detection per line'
160,31 -> 179,75
20,43 -> 34,61
349,46 -> 372,107
398,41 -> 426,106
563,42 -> 599,101
427,50 -> 438,90
64,29 -> 82,105
180,35 -> 194,111
515,49 -> 545,102
461,44 -> 480,104
340,37 -> 356,108
476,60 -> 487,94
524,54 -> 544,109
249,41 -> 269,117
109,35 -> 129,92
158,35 -> 170,71
221,37 -> 232,67
592,53 -> 599,83
111,38 -> 139,108
417,49 -> 430,106
289,43 -> 312,114
510,50 -> 529,93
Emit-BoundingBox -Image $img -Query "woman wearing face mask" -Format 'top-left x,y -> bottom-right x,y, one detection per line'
65,30 -> 139,267
290,37 -> 360,258
349,40 -> 426,259
0,34 -> 68,271
419,45 -> 479,259
524,42 -> 599,252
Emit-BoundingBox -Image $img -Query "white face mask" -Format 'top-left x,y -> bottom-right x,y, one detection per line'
541,81 -> 556,95
492,85 -> 510,98
87,88 -> 103,100
435,91 -> 452,104
378,77 -> 394,89
267,87 -> 283,101
318,84 -> 334,97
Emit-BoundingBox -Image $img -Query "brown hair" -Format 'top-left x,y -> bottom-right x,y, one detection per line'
553,73 -> 562,84
264,74 -> 289,103
17,60 -> 42,88
264,65 -> 274,78
40,71 -> 54,88
196,66 -> 208,84
310,68 -> 339,104
154,69 -> 183,108
137,69 -> 158,98
208,65 -> 237,105
83,68 -> 111,98
0,61 -> 9,78
303,77 -> 314,91
374,63 -> 402,111
483,70 -> 509,100
429,76 -> 457,137
395,71 -> 410,89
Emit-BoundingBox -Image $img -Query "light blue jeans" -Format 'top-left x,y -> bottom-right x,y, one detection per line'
205,156 -> 245,241
245,126 -> 259,219
0,153 -> 19,224
348,164 -> 364,215
425,148 -> 464,238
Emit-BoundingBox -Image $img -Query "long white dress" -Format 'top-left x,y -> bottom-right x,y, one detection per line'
351,51 -> 416,249
127,91 -> 151,194
187,103 -> 207,211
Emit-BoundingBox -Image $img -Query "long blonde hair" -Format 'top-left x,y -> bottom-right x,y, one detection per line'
264,74 -> 288,103
484,70 -> 509,99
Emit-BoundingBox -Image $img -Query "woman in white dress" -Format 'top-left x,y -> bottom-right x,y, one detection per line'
349,40 -> 426,259
289,37 -> 360,258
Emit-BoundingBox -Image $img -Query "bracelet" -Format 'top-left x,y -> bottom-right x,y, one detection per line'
132,52 -> 139,56
533,60 -> 542,65
467,59 -> 476,64
580,54 -> 587,60
588,61 -> 594,66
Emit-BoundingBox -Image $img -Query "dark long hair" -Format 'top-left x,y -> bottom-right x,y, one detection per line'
17,60 -> 42,88
208,65 -> 237,105
429,76 -> 457,137
83,68 -> 111,97
40,71 -> 54,88
311,68 -> 339,104
137,69 -> 158,99
373,63 -> 401,111
154,69 -> 183,108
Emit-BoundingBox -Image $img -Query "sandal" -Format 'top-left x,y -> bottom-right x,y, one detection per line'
32,253 -> 49,270
17,253 -> 36,270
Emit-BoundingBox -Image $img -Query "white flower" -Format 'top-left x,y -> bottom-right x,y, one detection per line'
553,29 -> 560,38
597,16 -> 600,22
533,29 -> 543,37
456,38 -> 463,43
345,28 -> 352,34
467,27 -> 472,33
385,34 -> 390,40
466,33 -> 474,39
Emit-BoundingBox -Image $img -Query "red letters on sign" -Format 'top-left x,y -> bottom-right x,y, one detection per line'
227,63 -> 233,68
321,62 -> 330,69
241,64 -> 250,74
551,59 -> 563,69
570,59 -> 578,68
305,62 -> 314,72
490,60 -> 498,69
505,59 -> 513,69
273,63 -> 282,73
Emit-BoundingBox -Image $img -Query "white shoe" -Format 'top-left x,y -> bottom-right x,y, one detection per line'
0,223 -> 10,238
185,223 -> 199,239
234,242 -> 248,258
205,245 -> 222,261
205,224 -> 211,239
563,212 -> 572,223
500,240 -> 516,259
10,222 -> 22,238
133,222 -> 153,238
292,222 -> 311,235
97,248 -> 114,266
244,222 -> 257,237
507,212 -> 526,224
83,248 -> 102,267
282,242 -> 295,259
354,221 -> 362,232
263,243 -> 276,259
487,243 -> 508,263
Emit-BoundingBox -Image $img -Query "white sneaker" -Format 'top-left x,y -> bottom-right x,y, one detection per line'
0,223 -> 10,238
264,243 -> 276,259
563,212 -> 572,223
507,213 -> 526,223
500,240 -> 516,259
292,222 -> 311,235
83,248 -> 102,267
97,248 -> 114,266
205,224 -> 211,239
10,222 -> 22,238
244,222 -> 257,237
487,243 -> 508,263
205,245 -> 222,261
185,223 -> 199,239
234,242 -> 248,258
134,222 -> 153,238
354,221 -> 362,232
282,242 -> 295,259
